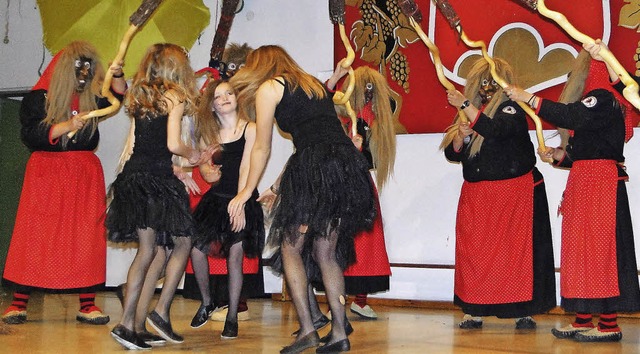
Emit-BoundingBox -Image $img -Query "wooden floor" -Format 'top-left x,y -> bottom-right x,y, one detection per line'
0,290 -> 639,353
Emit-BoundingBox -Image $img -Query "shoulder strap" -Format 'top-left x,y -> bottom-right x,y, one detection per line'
241,121 -> 249,137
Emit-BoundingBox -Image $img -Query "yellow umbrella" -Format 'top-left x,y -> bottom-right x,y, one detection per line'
37,0 -> 210,78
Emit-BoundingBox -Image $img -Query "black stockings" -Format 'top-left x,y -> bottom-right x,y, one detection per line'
313,231 -> 347,345
282,227 -> 346,345
190,247 -> 212,307
226,241 -> 244,322
120,228 -> 158,330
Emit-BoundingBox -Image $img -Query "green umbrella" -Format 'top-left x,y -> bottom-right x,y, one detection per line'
37,0 -> 210,78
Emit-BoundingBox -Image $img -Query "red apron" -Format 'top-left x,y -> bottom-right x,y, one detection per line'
344,186 -> 391,276
454,171 -> 534,304
560,159 -> 619,298
3,151 -> 107,289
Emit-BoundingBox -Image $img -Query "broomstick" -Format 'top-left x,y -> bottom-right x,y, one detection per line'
68,0 -> 164,138
512,0 -> 640,111
204,0 -> 241,79
397,0 -> 467,123
433,0 -> 550,160
329,0 -> 358,137
194,0 -> 241,92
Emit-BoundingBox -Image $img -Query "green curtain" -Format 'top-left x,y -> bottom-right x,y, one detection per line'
0,98 -> 30,279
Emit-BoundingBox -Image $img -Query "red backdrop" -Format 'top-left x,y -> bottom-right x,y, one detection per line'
335,0 -> 640,134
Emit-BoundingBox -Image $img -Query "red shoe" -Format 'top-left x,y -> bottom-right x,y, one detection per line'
2,306 -> 27,325
76,305 -> 110,325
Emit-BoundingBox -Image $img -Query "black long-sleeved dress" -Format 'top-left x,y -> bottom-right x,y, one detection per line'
537,88 -> 640,313
444,100 -> 556,318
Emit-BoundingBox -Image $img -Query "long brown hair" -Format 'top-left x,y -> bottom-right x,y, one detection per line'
556,50 -> 591,148
230,45 -> 325,121
125,43 -> 198,119
440,57 -> 516,157
337,67 -> 396,189
194,79 -> 235,147
43,41 -> 105,146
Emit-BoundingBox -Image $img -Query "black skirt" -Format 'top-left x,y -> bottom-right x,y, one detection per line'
106,171 -> 194,246
192,191 -> 265,259
268,143 -> 376,281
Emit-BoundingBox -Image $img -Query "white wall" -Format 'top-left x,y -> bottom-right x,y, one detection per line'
3,1 -> 639,303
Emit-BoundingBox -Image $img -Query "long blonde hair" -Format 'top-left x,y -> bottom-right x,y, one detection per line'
337,66 -> 396,189
230,45 -> 326,121
43,41 -> 105,146
440,57 -> 516,157
125,43 -> 198,119
118,43 -> 199,171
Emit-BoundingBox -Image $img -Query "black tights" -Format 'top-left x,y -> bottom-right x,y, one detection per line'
282,228 -> 347,346
118,227 -> 192,332
191,241 -> 244,323
190,247 -> 212,307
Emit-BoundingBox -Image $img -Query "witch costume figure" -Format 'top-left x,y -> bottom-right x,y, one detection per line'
443,57 -> 556,330
2,41 -> 126,326
508,47 -> 640,342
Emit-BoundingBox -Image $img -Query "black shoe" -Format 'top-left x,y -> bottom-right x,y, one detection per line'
291,314 -> 330,336
458,315 -> 483,329
221,320 -> 238,339
147,310 -> 184,343
110,324 -> 152,350
281,331 -> 320,354
316,338 -> 350,353
190,303 -> 214,328
138,330 -> 167,345
515,316 -> 536,330
319,319 -> 354,344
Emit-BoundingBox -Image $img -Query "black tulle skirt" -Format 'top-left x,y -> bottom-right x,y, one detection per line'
106,171 -> 194,246
192,190 -> 265,259
268,143 -> 376,281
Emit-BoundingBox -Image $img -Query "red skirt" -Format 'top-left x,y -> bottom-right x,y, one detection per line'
185,167 -> 259,275
3,151 -> 107,289
343,186 -> 391,277
560,160 -> 619,298
454,172 -> 534,304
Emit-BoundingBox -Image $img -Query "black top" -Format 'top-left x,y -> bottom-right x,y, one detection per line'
20,88 -> 122,152
445,100 -> 536,182
122,113 -> 173,176
356,118 -> 374,169
538,88 -> 625,165
211,123 -> 248,196
274,79 -> 352,150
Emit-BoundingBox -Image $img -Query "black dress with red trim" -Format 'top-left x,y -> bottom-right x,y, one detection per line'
2,87 -> 123,292
538,89 -> 640,314
444,100 -> 556,318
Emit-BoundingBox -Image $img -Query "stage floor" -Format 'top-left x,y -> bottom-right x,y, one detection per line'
0,290 -> 638,353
